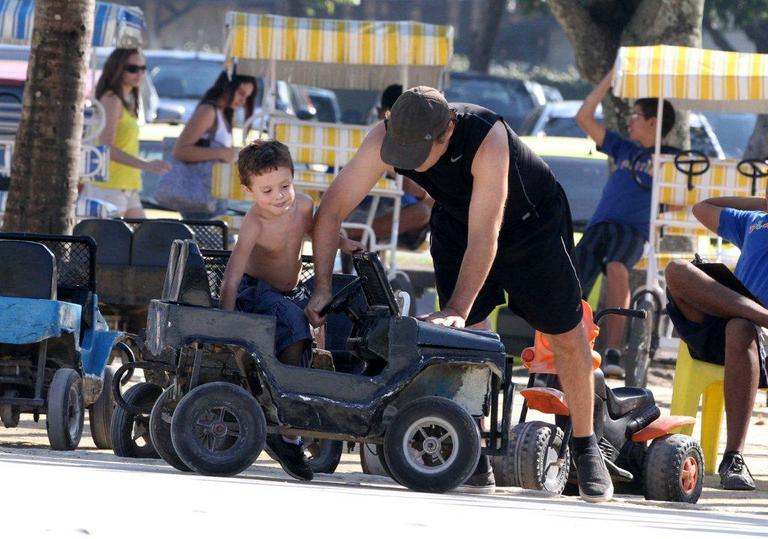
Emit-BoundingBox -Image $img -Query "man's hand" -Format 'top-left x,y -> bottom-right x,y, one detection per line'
417,307 -> 466,328
305,288 -> 333,328
339,237 -> 365,254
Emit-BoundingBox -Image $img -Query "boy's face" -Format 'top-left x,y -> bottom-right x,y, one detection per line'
627,105 -> 658,144
244,166 -> 296,216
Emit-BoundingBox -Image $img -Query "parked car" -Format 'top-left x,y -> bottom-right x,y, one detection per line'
520,100 -> 726,159
444,71 -> 546,131
520,135 -> 608,232
143,49 -> 334,124
0,45 -> 159,124
703,112 -> 758,159
143,50 -> 226,123
301,86 -> 342,123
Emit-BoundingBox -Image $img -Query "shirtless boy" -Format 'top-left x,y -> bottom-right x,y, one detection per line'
219,139 -> 362,480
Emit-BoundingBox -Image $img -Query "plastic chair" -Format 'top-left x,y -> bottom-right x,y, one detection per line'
669,341 -> 725,475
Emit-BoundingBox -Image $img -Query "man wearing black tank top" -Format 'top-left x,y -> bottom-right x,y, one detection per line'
305,86 -> 612,502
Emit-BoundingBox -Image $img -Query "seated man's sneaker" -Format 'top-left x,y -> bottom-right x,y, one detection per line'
602,348 -> 625,379
265,434 -> 314,482
572,440 -> 613,503
718,451 -> 756,490
452,455 -> 496,495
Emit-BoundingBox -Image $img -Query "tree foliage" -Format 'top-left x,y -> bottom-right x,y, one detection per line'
536,0 -> 704,144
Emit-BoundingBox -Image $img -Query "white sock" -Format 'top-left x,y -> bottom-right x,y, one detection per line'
282,435 -> 302,446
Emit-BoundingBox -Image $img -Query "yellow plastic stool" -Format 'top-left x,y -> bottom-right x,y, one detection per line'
669,341 -> 724,475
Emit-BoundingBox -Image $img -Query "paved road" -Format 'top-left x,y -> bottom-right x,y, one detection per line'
1,447 -> 767,539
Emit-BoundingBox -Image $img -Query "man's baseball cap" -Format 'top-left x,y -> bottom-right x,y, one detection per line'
380,86 -> 451,170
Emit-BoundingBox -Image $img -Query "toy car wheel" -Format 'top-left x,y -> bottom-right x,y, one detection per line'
149,385 -> 192,472
88,365 -> 116,449
360,443 -> 392,477
171,382 -> 266,476
383,397 -> 480,493
111,382 -> 163,459
0,389 -> 21,428
644,434 -> 704,503
490,422 -> 526,487
501,421 -> 569,494
46,368 -> 85,450
305,438 -> 343,474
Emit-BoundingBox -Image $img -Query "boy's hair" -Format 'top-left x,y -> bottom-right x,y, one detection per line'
238,139 -> 295,186
634,98 -> 676,137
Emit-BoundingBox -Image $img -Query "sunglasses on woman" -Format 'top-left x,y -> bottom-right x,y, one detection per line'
124,64 -> 147,74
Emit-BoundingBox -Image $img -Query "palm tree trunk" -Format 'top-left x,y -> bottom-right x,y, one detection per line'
3,0 -> 95,234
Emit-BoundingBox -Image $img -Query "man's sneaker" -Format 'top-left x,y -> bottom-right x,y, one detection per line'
602,348 -> 625,379
265,435 -> 314,482
573,451 -> 613,503
452,456 -> 496,494
718,452 -> 756,490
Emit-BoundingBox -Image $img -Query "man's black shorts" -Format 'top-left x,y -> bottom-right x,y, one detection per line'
666,291 -> 768,388
430,184 -> 583,335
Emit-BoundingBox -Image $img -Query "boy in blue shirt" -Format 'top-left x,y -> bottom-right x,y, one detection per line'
665,191 -> 768,491
575,68 -> 676,377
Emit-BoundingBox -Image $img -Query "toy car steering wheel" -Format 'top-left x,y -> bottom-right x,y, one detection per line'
319,277 -> 364,317
674,150 -> 710,191
630,145 -> 682,190
737,158 -> 768,196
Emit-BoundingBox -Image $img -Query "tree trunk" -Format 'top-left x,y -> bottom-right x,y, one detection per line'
468,0 -> 507,73
3,0 -> 94,234
287,0 -> 307,17
548,0 -> 703,146
741,22 -> 768,160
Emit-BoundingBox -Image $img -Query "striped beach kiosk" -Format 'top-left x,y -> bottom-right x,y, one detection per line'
212,12 -> 454,275
610,44 -> 768,382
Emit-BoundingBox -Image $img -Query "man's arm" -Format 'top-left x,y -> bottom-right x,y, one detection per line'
576,68 -> 612,147
693,196 -> 768,235
306,122 -> 393,326
219,216 -> 259,310
426,121 -> 509,327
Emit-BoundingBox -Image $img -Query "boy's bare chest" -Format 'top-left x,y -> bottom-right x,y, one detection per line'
257,215 -> 306,252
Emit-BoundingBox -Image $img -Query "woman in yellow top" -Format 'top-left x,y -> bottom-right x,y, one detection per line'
86,48 -> 171,218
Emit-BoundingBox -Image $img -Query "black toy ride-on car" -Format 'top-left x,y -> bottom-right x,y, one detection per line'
492,301 -> 704,503
72,217 -> 229,458
113,240 -> 515,493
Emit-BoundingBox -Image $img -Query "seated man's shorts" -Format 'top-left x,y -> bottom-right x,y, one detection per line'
430,184 -> 583,335
667,291 -> 768,388
572,222 -> 646,300
236,274 -> 312,365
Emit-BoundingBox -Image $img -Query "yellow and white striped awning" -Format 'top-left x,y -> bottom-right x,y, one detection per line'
613,45 -> 768,112
224,12 -> 453,89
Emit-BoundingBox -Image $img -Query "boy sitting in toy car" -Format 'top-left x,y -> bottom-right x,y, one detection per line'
219,139 -> 363,480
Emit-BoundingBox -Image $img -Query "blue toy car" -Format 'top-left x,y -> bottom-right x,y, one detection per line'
0,232 -> 124,450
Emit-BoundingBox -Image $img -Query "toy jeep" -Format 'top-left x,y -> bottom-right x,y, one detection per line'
115,240 -> 515,493
0,233 -> 122,450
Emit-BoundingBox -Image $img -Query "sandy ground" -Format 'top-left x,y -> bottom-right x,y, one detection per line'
1,361 -> 766,516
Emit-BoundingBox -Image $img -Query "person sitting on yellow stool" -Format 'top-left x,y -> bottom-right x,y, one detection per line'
665,189 -> 768,491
